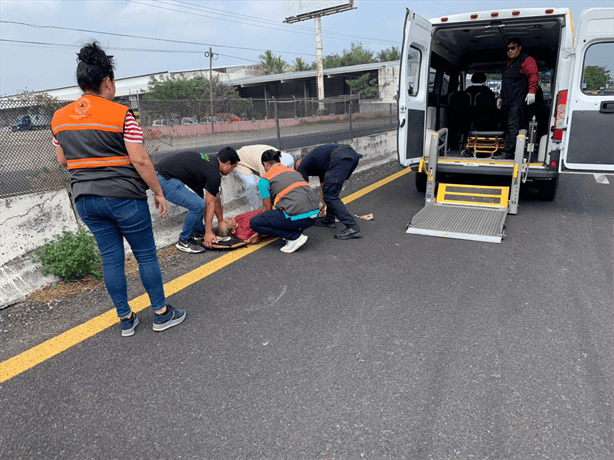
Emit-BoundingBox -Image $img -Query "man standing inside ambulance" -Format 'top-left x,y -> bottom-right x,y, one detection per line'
494,37 -> 539,160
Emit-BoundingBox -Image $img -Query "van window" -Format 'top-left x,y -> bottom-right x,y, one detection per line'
428,68 -> 450,97
406,46 -> 421,97
429,68 -> 436,92
441,70 -> 450,97
581,42 -> 614,95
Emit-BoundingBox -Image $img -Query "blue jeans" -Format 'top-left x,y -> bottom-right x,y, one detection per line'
75,196 -> 166,318
250,210 -> 315,240
235,170 -> 262,210
156,172 -> 205,241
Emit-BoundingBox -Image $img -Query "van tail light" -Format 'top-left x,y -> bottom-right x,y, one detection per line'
552,90 -> 568,141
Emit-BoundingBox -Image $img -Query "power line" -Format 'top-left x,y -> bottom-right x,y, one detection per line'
147,0 -> 398,46
0,39 -> 268,66
0,38 -> 249,56
0,20 -> 316,57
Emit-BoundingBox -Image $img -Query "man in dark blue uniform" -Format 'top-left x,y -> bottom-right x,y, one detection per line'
295,144 -> 363,240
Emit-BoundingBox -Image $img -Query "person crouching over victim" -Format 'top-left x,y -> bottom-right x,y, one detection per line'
295,144 -> 363,240
155,147 -> 239,253
235,144 -> 295,210
249,149 -> 319,253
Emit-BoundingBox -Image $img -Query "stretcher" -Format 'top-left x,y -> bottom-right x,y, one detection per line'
462,131 -> 505,158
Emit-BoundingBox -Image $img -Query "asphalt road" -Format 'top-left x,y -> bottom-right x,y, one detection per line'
1,170 -> 613,459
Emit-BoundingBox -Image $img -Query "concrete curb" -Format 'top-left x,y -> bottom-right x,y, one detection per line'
0,131 -> 397,308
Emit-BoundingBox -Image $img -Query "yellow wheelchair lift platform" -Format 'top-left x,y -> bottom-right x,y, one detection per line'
406,131 -> 526,243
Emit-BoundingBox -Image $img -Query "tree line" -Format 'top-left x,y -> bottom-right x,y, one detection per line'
145,43 -> 400,103
262,43 -> 400,74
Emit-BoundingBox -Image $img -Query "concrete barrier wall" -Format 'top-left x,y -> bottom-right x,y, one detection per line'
0,130 -> 397,308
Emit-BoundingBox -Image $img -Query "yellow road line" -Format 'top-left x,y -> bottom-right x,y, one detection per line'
342,168 -> 411,204
1,167 -> 411,383
0,241 -> 273,383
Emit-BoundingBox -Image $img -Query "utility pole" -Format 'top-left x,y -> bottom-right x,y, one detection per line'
204,47 -> 218,130
284,0 -> 355,115
315,15 -> 325,111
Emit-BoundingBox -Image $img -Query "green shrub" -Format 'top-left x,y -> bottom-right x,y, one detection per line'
30,226 -> 103,282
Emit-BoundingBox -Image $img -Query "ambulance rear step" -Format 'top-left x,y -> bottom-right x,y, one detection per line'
406,183 -> 510,243
405,130 -> 526,243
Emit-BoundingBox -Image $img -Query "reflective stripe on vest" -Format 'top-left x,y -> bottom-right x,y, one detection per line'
66,155 -> 132,170
263,163 -> 291,181
53,122 -> 124,133
273,180 -> 310,207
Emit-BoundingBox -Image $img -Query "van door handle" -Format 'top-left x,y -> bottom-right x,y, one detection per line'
600,101 -> 614,113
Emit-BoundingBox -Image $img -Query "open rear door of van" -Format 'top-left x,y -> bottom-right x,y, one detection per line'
397,9 -> 431,167
560,8 -> 614,174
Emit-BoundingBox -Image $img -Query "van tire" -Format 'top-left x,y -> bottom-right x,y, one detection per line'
537,177 -> 558,201
415,171 -> 427,193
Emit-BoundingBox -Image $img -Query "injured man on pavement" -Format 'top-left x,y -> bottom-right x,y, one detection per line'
218,209 -> 263,245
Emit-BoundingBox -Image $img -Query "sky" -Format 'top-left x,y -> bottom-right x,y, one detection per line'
1,0 -> 611,96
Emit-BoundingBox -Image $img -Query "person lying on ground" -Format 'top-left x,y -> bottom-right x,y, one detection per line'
218,209 -> 263,244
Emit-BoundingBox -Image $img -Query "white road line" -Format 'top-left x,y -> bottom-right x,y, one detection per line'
593,174 -> 610,184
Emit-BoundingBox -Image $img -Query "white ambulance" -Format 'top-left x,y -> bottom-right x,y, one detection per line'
397,7 -> 613,242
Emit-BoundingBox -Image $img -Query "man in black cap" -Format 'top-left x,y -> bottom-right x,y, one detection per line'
493,37 -> 540,160
295,144 -> 363,240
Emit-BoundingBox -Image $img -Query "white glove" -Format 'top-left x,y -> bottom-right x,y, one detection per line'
525,93 -> 536,105
497,98 -> 502,110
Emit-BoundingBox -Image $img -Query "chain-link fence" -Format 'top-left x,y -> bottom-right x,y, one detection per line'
1,97 -> 397,198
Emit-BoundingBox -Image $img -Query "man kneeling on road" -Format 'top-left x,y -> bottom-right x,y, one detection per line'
249,149 -> 319,253
155,147 -> 239,253
295,143 -> 363,240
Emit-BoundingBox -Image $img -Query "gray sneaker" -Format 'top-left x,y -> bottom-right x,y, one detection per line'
120,312 -> 139,337
176,238 -> 205,253
153,304 -> 186,332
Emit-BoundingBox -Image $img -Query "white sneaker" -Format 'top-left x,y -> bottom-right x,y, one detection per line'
280,234 -> 308,253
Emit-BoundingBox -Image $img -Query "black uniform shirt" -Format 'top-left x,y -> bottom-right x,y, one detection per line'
296,144 -> 341,183
156,151 -> 221,195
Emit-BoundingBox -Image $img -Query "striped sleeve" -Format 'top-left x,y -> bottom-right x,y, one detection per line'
123,111 -> 143,144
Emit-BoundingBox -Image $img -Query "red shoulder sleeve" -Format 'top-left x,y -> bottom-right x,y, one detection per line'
522,56 -> 540,94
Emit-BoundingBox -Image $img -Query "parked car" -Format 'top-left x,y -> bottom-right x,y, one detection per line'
11,115 -> 32,132
223,113 -> 241,122
152,119 -> 179,127
30,114 -> 51,130
181,117 -> 199,124
203,116 -> 223,123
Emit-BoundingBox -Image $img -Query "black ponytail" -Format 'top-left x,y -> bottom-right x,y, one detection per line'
261,149 -> 282,165
76,41 -> 115,93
